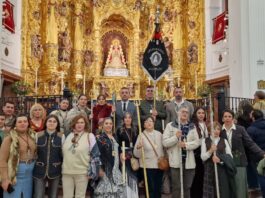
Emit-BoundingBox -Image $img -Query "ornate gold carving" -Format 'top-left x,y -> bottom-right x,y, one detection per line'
21,0 -> 205,99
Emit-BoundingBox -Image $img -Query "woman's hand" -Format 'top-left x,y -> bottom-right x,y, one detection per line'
120,153 -> 126,162
137,139 -> 143,149
209,144 -> 217,153
99,168 -> 105,178
212,155 -> 220,163
1,179 -> 11,191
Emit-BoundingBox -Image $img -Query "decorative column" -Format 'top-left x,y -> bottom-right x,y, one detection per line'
41,0 -> 59,94
94,27 -> 101,77
71,1 -> 84,81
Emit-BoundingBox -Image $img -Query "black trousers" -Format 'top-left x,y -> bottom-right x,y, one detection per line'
146,168 -> 163,198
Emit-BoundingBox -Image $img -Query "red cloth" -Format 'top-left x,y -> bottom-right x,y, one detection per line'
2,0 -> 15,33
30,120 -> 45,132
212,11 -> 227,44
92,104 -> 112,134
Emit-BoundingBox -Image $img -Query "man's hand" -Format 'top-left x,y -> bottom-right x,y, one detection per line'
112,105 -> 116,113
178,141 -> 186,148
176,130 -> 182,138
151,108 -> 158,117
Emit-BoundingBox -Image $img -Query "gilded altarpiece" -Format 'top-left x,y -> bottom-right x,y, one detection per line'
21,0 -> 205,99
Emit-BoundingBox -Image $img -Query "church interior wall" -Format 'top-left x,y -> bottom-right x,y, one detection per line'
0,0 -> 22,97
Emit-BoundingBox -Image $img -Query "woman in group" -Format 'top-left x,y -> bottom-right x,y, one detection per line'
190,107 -> 208,198
134,116 -> 164,198
94,117 -> 125,197
62,114 -> 100,198
30,103 -> 46,132
92,94 -> 113,134
33,114 -> 64,198
201,121 -> 236,198
0,114 -> 36,198
116,112 -> 139,197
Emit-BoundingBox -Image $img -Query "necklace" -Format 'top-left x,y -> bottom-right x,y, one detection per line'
71,132 -> 85,154
18,134 -> 31,158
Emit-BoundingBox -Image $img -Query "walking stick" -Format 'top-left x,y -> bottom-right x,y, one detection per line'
134,100 -> 150,198
209,94 -> 220,198
178,113 -> 184,198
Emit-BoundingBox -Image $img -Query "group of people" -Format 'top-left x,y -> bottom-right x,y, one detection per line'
0,86 -> 265,198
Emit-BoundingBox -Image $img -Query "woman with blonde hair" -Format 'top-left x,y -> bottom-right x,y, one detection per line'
0,114 -> 36,198
30,103 -> 46,132
62,114 -> 100,198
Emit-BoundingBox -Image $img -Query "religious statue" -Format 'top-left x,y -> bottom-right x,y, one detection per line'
187,43 -> 198,64
99,82 -> 110,98
166,80 -> 175,99
59,31 -> 72,62
164,37 -> 173,65
127,82 -> 136,97
84,50 -> 94,67
31,35 -> 43,60
105,39 -> 126,69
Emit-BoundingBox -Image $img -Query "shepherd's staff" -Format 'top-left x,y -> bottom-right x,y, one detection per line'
89,91 -> 94,133
112,91 -> 116,133
178,112 -> 184,198
209,93 -> 220,198
134,100 -> 150,198
122,141 -> 126,184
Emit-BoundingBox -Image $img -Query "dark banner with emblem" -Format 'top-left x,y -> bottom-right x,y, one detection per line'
142,39 -> 169,82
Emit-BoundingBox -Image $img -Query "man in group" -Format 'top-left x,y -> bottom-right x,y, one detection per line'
112,87 -> 137,128
140,85 -> 166,132
50,98 -> 70,133
2,101 -> 15,127
165,86 -> 194,125
247,109 -> 265,197
163,106 -> 200,198
66,94 -> 91,135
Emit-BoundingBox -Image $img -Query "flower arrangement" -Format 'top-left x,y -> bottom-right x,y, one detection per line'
197,84 -> 212,97
11,81 -> 32,96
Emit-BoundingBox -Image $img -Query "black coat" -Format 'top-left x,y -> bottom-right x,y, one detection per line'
220,125 -> 265,166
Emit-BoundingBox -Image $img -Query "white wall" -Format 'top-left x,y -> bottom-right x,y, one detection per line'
229,0 -> 265,98
0,0 -> 22,76
205,0 -> 229,81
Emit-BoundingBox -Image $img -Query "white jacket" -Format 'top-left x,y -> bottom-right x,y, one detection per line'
162,121 -> 200,169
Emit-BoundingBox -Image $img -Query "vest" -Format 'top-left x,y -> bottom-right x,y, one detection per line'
33,131 -> 63,179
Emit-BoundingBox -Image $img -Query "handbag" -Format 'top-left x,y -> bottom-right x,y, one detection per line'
143,133 -> 169,171
130,157 -> 140,171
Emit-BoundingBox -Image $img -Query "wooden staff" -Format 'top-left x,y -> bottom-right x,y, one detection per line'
134,100 -> 150,198
112,92 -> 116,133
122,141 -> 126,184
178,112 -> 184,198
209,93 -> 220,198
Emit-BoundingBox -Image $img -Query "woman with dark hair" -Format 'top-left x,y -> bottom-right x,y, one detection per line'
236,100 -> 253,129
190,107 -> 208,198
116,112 -> 139,197
94,117 -> 125,197
92,94 -> 113,134
0,114 -> 36,198
33,114 -> 64,198
62,114 -> 100,198
134,116 -> 164,198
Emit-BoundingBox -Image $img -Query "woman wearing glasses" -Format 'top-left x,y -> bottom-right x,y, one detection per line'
62,114 -> 100,198
94,117 -> 125,197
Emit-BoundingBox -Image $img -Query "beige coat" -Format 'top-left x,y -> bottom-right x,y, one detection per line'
162,122 -> 200,169
133,130 -> 164,169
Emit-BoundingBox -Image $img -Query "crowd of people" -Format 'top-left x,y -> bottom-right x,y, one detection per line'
0,86 -> 265,198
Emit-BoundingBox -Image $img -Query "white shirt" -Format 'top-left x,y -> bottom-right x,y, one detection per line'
121,100 -> 129,111
222,124 -> 236,148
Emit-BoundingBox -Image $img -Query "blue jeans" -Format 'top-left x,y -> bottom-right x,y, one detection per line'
33,177 -> 60,198
258,175 -> 265,197
4,162 -> 35,198
247,161 -> 259,189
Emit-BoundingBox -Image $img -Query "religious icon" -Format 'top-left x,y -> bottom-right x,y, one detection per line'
105,39 -> 127,69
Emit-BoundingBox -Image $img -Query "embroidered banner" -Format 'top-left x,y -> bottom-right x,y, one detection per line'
2,0 -> 15,33
212,12 -> 227,44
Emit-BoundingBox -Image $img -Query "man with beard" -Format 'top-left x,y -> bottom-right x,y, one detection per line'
165,86 -> 194,125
